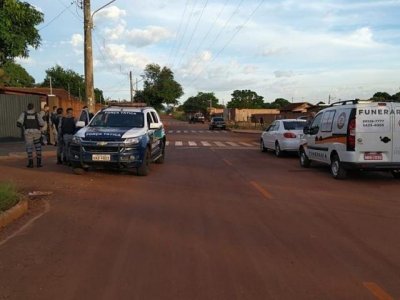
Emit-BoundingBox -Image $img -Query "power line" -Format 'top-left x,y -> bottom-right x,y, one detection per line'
175,0 -> 209,67
189,0 -> 266,86
185,0 -> 244,76
167,0 -> 190,65
171,0 -> 200,68
189,0 -> 229,62
39,1 -> 75,31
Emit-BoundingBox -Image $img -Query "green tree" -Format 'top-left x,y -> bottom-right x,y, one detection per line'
227,90 -> 264,109
391,92 -> 400,102
182,92 -> 220,115
0,0 -> 43,65
134,64 -> 183,109
370,91 -> 392,102
265,98 -> 291,109
1,61 -> 34,86
41,65 -> 104,103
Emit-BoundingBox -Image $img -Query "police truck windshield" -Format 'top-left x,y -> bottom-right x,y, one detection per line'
90,111 -> 144,128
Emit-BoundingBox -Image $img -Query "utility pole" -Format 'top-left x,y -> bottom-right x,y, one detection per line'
129,71 -> 133,102
84,0 -> 94,112
83,0 -> 116,112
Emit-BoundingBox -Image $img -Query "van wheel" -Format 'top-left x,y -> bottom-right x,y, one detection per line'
137,148 -> 150,176
299,149 -> 311,168
330,154 -> 347,179
275,142 -> 282,157
260,139 -> 267,152
391,170 -> 400,179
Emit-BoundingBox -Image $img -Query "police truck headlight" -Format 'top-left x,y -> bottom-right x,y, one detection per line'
124,137 -> 140,144
72,136 -> 82,144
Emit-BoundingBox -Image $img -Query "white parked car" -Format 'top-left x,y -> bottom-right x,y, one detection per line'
260,119 -> 307,156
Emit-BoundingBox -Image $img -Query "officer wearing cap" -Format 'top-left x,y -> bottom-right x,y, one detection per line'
17,103 -> 45,168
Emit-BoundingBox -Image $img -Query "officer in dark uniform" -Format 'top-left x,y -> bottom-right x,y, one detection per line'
61,108 -> 76,164
17,103 -> 45,168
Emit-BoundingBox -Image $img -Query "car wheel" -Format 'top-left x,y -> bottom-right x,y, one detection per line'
275,142 -> 282,157
299,148 -> 311,168
330,154 -> 347,179
260,139 -> 267,152
137,148 -> 150,176
391,170 -> 400,179
210,126 -> 214,130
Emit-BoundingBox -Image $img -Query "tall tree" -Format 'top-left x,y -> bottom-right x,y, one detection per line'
0,0 -> 43,65
370,91 -> 393,102
1,61 -> 35,87
227,90 -> 264,109
41,65 -> 104,103
265,98 -> 291,109
135,64 -> 183,109
182,92 -> 220,115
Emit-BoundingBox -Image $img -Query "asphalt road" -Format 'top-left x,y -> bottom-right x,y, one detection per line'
0,117 -> 399,300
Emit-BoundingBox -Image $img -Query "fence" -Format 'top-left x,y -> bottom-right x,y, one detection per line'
0,94 -> 41,141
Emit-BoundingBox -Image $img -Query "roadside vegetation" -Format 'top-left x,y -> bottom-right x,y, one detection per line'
0,182 -> 20,212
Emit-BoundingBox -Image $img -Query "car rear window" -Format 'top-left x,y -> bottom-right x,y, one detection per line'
213,117 -> 224,122
283,121 -> 306,130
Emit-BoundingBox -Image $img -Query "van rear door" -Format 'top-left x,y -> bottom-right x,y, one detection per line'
392,102 -> 400,162
356,103 -> 393,162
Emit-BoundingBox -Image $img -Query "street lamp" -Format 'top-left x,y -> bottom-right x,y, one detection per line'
84,0 -> 116,113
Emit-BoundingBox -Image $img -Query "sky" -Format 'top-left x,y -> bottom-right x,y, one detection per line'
17,0 -> 400,105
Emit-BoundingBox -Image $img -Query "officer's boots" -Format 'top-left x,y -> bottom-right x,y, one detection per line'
37,158 -> 42,168
27,159 -> 33,168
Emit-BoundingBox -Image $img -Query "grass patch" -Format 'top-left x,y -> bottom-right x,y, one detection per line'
171,111 -> 186,121
0,182 -> 20,212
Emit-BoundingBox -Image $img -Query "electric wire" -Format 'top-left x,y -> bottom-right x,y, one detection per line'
175,0 -> 209,67
189,0 -> 266,86
167,0 -> 191,65
39,2 -> 75,31
189,0 -> 229,63
171,0 -> 200,68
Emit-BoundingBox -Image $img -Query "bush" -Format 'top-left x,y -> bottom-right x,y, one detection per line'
0,182 -> 20,212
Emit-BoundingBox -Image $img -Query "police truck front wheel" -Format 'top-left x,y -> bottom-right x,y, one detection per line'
330,154 -> 347,179
299,149 -> 311,168
137,148 -> 150,176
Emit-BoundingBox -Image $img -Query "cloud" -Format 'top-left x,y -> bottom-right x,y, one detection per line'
102,43 -> 150,69
71,34 -> 83,47
262,47 -> 289,57
94,6 -> 126,22
274,70 -> 294,78
103,25 -> 172,47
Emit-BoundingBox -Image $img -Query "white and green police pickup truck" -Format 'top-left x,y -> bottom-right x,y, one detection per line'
70,105 -> 166,176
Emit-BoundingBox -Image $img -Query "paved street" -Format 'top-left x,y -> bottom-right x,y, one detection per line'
0,117 -> 400,300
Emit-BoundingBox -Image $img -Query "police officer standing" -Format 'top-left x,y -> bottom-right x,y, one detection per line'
53,107 -> 64,164
17,103 -> 45,168
60,108 -> 76,164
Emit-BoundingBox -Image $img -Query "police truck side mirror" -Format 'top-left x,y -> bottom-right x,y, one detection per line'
76,121 -> 86,128
303,126 -> 310,134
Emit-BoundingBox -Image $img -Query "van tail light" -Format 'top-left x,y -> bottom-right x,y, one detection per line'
347,118 -> 355,151
284,132 -> 297,138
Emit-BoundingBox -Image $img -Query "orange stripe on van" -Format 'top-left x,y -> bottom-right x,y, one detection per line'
315,136 -> 347,145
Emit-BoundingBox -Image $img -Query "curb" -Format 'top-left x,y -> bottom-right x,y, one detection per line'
0,199 -> 28,229
231,129 -> 262,134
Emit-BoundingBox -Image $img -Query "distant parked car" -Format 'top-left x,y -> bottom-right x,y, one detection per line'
189,113 -> 205,124
260,119 -> 307,156
209,117 -> 226,130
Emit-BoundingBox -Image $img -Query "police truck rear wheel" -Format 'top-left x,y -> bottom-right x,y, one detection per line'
330,154 -> 347,179
137,148 -> 150,176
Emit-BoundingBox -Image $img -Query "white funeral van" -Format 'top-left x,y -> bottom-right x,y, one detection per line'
299,100 -> 400,179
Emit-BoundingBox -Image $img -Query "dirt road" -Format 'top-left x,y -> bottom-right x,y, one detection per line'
0,118 -> 399,299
